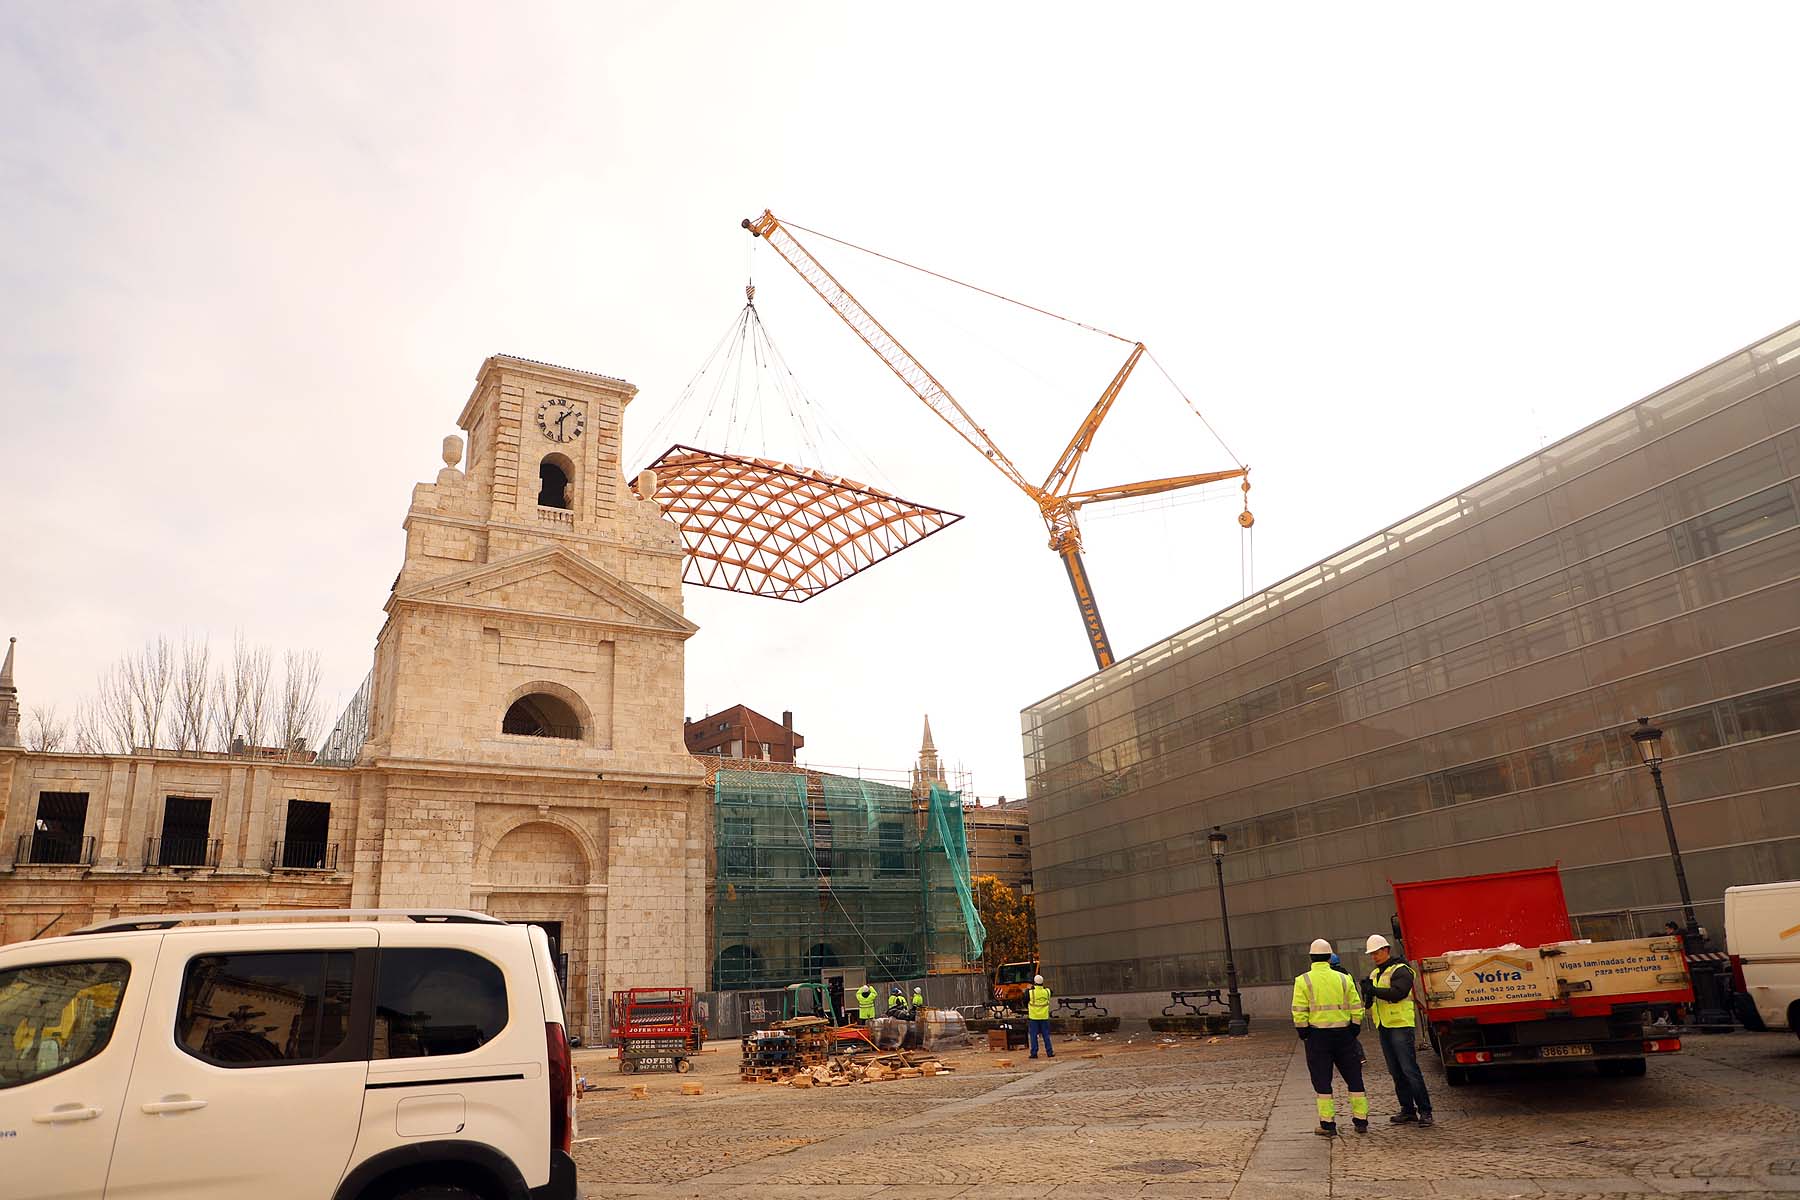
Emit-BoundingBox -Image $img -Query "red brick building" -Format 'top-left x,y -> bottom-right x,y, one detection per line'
684,705 -> 803,764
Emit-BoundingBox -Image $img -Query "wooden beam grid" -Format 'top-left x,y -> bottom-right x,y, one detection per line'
636,445 -> 963,602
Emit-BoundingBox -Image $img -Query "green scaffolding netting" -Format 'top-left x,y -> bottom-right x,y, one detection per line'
926,783 -> 986,961
711,768 -> 986,990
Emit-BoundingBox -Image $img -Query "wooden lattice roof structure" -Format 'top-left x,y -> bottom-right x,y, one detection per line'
635,444 -> 962,601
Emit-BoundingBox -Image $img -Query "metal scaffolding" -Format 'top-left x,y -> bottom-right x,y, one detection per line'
711,767 -> 984,989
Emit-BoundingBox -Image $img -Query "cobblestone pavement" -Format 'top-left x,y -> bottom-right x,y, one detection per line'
573,1029 -> 1800,1198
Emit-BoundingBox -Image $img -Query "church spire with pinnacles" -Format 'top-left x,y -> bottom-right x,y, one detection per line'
0,637 -> 21,748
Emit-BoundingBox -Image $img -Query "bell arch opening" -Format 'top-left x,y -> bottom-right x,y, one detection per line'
502,692 -> 583,739
538,453 -> 576,509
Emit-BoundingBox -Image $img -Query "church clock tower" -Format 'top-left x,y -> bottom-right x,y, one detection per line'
351,354 -> 708,1008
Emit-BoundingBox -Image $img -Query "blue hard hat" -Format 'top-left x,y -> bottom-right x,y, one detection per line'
1329,953 -> 1341,966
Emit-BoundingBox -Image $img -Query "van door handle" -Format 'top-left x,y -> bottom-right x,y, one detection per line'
34,1104 -> 102,1123
141,1096 -> 208,1115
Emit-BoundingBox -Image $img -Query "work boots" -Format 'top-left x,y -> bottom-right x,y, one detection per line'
1314,1120 -> 1337,1137
1352,1118 -> 1369,1133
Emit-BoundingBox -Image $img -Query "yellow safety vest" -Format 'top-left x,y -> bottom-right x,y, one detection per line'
856,986 -> 877,1018
1027,985 -> 1052,1020
1369,962 -> 1416,1029
887,993 -> 905,1012
1291,964 -> 1364,1030
911,989 -> 924,1007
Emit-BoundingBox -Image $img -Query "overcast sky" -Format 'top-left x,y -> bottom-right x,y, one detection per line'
5,2 -> 1799,798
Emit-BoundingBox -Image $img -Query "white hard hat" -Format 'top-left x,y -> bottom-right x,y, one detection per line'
1309,938 -> 1332,954
1366,934 -> 1391,953
1033,974 -> 1044,985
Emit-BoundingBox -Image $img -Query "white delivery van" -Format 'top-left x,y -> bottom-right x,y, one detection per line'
1725,881 -> 1800,1038
0,909 -> 578,1200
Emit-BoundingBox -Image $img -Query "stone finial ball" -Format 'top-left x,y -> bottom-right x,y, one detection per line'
442,435 -> 464,468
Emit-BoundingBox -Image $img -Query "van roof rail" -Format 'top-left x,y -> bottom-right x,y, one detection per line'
69,909 -> 507,935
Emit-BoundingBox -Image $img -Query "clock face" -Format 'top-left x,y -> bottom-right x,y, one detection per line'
536,397 -> 586,443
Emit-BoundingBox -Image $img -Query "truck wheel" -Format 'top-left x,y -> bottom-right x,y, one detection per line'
1732,993 -> 1766,1032
677,1058 -> 693,1073
1598,1057 -> 1647,1077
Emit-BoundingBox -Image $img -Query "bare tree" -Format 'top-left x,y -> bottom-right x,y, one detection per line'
122,637 -> 174,751
95,662 -> 140,754
70,700 -> 109,754
276,650 -> 324,760
209,632 -> 253,753
241,641 -> 273,753
171,635 -> 213,753
70,634 -> 316,758
24,705 -> 67,752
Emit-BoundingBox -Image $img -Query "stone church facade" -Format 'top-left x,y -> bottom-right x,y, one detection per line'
0,355 -> 708,1042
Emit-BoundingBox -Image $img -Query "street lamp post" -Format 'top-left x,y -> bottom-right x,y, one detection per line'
1630,716 -> 1731,1028
1629,717 -> 1700,938
1209,826 -> 1249,1036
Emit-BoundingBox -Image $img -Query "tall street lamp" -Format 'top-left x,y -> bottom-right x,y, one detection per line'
1209,826 -> 1249,1036
1629,717 -> 1700,938
1630,717 -> 1730,1028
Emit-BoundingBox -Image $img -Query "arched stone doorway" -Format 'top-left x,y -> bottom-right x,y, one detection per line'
474,819 -> 602,1042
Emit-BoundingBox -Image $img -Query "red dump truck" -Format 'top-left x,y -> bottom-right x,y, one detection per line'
1392,866 -> 1692,1083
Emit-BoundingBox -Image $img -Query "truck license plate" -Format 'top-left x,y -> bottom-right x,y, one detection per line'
1540,1044 -> 1593,1058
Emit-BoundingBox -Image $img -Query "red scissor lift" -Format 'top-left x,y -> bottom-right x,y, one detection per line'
612,987 -> 696,1074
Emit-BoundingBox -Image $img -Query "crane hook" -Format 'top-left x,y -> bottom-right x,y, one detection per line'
1237,475 -> 1254,528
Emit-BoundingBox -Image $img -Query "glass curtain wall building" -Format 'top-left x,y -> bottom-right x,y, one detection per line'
1023,322 -> 1800,995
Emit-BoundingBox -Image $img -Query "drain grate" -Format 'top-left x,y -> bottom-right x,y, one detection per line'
1115,1160 -> 1209,1175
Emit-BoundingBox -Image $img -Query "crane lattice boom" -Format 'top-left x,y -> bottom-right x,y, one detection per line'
743,210 -> 1249,670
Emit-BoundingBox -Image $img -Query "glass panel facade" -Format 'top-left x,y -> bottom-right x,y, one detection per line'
1023,323 -> 1800,994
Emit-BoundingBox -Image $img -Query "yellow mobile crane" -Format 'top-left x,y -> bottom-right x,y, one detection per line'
743,211 -> 1250,671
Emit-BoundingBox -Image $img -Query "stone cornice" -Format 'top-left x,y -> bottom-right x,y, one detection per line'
360,754 -> 704,788
388,545 -> 697,637
459,356 -> 638,428
399,509 -> 685,562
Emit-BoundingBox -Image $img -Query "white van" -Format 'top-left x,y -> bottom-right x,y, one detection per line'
0,909 -> 578,1200
1725,881 -> 1800,1038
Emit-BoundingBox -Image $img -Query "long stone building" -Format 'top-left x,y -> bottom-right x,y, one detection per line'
0,355 -> 709,1041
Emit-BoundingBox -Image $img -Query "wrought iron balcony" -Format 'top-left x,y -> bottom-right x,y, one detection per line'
145,836 -> 221,869
270,840 -> 339,871
15,833 -> 95,867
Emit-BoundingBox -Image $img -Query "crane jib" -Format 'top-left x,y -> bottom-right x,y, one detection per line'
742,208 -> 1238,672
1060,547 -> 1114,670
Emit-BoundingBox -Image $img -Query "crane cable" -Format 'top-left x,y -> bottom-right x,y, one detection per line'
771,216 -> 1261,600
779,217 -> 1246,472
780,218 -> 1136,346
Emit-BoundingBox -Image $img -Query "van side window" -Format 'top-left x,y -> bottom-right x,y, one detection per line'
0,960 -> 130,1089
374,949 -> 507,1058
175,952 -> 354,1068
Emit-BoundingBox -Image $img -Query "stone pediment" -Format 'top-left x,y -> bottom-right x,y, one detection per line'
398,546 -> 697,635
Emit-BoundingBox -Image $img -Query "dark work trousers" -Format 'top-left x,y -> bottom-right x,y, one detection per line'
1378,1026 -> 1432,1116
1304,1027 -> 1365,1095
1028,1018 -> 1055,1058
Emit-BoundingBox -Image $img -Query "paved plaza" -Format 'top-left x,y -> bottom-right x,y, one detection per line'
569,1030 -> 1800,1199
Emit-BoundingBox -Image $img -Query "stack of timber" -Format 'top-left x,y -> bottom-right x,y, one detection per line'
787,1051 -> 953,1088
